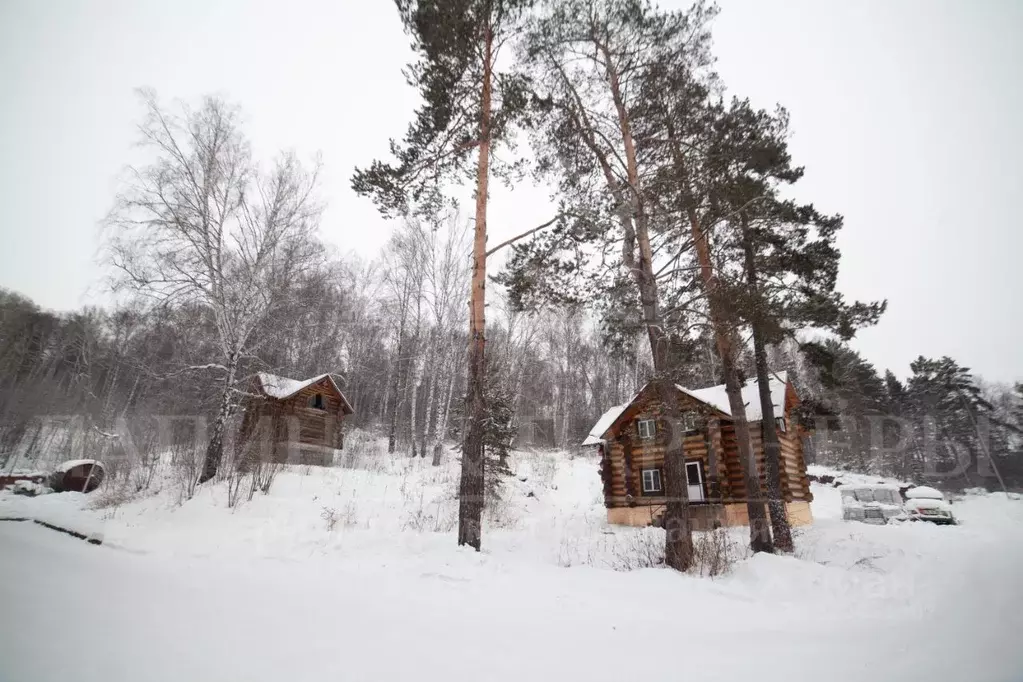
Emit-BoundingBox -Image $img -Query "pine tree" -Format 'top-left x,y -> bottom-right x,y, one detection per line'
706,99 -> 885,551
801,339 -> 889,472
502,0 -> 726,570
905,356 -> 996,489
482,350 -> 515,502
640,41 -> 778,553
352,0 -> 535,550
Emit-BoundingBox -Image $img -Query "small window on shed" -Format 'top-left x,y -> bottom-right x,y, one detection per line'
637,419 -> 656,439
309,393 -> 325,410
680,411 -> 698,433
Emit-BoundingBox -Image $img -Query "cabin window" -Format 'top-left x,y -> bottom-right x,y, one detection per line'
309,393 -> 325,410
637,419 -> 656,439
641,468 -> 663,494
680,411 -> 698,433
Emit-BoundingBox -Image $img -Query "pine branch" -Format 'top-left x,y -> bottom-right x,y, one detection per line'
485,215 -> 561,257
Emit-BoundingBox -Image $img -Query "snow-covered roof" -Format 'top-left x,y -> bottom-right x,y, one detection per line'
54,459 -> 104,474
581,372 -> 792,446
256,373 -> 354,413
677,371 -> 789,422
581,403 -> 631,446
906,485 -> 944,500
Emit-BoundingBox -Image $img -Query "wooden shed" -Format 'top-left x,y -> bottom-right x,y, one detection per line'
239,373 -> 354,466
583,372 -> 813,530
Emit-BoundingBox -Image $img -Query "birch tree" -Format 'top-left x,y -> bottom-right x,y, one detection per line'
107,91 -> 322,483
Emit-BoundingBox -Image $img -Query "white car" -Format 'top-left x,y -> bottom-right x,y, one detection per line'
900,486 -> 957,525
840,484 -> 905,525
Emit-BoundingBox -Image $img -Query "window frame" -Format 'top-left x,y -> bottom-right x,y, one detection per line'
685,460 -> 706,502
309,393 -> 325,410
636,419 -> 656,440
685,460 -> 702,487
641,467 -> 663,495
680,411 -> 698,433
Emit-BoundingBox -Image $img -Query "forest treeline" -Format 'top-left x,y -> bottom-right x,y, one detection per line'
2,278 -> 1021,492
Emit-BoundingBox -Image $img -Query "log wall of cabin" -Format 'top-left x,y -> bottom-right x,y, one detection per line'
287,380 -> 345,448
603,389 -> 717,509
602,385 -> 812,512
243,378 -> 347,451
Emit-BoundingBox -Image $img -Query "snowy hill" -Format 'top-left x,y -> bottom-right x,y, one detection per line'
2,434 -> 1023,681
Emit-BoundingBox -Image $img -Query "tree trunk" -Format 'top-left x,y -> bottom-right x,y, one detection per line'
550,379 -> 560,449
409,339 -> 424,458
388,327 -> 404,454
687,207 -> 773,553
594,46 -> 693,571
432,357 -> 457,466
507,352 -> 526,447
631,180 -> 693,571
457,24 -> 492,550
741,224 -> 794,552
199,352 -> 238,484
421,337 -> 438,458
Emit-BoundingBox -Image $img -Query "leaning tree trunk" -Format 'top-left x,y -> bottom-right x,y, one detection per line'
741,223 -> 794,552
687,206 -> 773,553
199,352 -> 239,484
590,46 -> 693,571
457,25 -> 492,550
663,106 -> 772,553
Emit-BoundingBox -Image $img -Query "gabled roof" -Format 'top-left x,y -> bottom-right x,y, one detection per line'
582,372 -> 792,446
256,372 -> 354,414
581,403 -> 631,446
677,371 -> 789,423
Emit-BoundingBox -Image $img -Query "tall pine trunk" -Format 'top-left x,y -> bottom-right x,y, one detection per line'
457,24 -> 492,550
741,222 -> 794,552
594,46 -> 693,571
687,206 -> 773,553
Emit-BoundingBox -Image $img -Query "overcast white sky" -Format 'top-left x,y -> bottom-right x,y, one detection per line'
1,0 -> 1021,381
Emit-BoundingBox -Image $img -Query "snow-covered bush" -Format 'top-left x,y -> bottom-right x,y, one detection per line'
401,485 -> 457,532
91,484 -> 138,510
338,429 -> 388,471
170,442 -> 202,503
690,528 -> 741,577
516,449 -> 559,489
321,506 -> 339,532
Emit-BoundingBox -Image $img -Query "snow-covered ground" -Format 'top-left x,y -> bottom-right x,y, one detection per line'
2,438 -> 1022,681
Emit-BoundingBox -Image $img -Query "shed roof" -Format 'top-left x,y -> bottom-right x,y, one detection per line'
256,372 -> 354,414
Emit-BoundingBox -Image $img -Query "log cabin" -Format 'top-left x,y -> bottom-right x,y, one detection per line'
239,373 -> 354,466
583,372 -> 813,530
